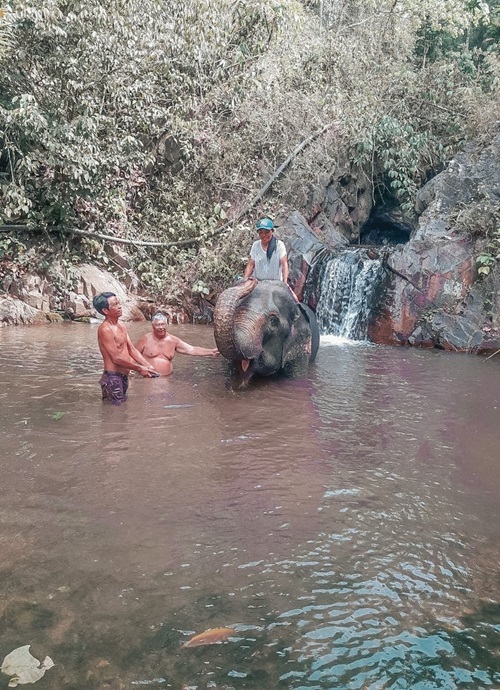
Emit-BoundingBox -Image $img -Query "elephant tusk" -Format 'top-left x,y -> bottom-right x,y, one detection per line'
241,359 -> 250,372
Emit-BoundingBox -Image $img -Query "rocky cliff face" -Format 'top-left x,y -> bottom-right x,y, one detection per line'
369,133 -> 500,353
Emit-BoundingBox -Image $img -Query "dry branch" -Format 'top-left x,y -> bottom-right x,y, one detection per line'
0,224 -> 199,248
482,348 -> 500,362
69,228 -> 199,248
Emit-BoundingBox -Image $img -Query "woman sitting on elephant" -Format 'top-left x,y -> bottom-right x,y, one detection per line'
243,217 -> 289,283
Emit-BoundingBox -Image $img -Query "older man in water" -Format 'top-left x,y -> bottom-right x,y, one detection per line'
135,312 -> 220,376
93,292 -> 159,404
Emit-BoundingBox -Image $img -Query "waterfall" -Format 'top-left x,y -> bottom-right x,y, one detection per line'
315,249 -> 386,340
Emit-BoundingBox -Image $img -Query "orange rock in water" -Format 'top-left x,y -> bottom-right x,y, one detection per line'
182,627 -> 236,648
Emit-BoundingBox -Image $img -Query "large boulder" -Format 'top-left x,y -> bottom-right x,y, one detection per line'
0,297 -> 46,325
307,169 -> 373,243
76,264 -> 145,322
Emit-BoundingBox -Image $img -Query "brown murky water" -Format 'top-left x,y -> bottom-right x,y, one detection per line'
0,323 -> 499,689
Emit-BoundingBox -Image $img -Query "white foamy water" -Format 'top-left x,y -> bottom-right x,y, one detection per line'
320,334 -> 369,347
315,249 -> 386,339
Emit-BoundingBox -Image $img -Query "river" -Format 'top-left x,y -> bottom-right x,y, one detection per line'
0,323 -> 499,689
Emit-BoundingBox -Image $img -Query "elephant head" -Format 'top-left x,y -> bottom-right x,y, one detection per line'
214,278 -> 319,385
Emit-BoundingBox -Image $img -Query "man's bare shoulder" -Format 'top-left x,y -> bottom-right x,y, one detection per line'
97,320 -> 108,338
98,319 -> 126,337
98,320 -> 115,333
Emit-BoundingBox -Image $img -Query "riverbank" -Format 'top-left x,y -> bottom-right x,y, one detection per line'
2,134 -> 500,357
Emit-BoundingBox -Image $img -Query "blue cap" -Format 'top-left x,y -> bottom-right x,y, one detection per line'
256,217 -> 274,231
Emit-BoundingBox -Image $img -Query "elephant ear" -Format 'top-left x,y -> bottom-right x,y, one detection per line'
281,302 -> 320,378
297,303 -> 320,361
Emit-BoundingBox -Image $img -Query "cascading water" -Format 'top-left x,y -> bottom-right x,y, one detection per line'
315,249 -> 387,340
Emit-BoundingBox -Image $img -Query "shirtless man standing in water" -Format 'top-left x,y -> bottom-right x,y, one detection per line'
93,292 -> 159,403
135,312 -> 219,376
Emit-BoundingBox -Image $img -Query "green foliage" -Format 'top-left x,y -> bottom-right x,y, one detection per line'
476,223 -> 500,277
416,0 -> 500,66
0,0 -> 274,228
477,251 -> 497,275
354,116 -> 440,212
0,234 -> 26,259
192,280 -> 210,296
451,197 -> 500,278
0,6 -> 13,58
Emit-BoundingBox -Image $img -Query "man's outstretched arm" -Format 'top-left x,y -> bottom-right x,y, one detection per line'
175,337 -> 220,357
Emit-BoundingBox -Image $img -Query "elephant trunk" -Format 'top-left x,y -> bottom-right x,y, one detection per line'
214,279 -> 259,360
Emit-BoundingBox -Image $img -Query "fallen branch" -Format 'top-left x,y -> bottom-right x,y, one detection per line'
246,124 -> 332,211
69,228 -> 199,248
383,259 -> 426,294
409,97 -> 466,118
0,224 -> 199,248
482,348 -> 500,362
0,225 -> 29,232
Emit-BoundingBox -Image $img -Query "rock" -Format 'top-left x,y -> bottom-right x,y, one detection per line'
77,264 -> 145,322
280,211 -> 325,256
407,312 -> 485,351
2,272 -> 51,313
24,291 -> 51,311
0,259 -> 147,326
103,245 -> 141,290
105,244 -> 131,270
307,167 -> 373,243
137,300 -> 157,320
276,211 -> 326,300
1,274 -> 13,293
0,297 -> 45,325
309,212 -> 350,250
136,301 -> 190,324
0,600 -> 55,634
62,291 -> 92,318
371,133 -> 500,352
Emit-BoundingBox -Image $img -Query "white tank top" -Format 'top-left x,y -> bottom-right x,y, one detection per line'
250,239 -> 286,280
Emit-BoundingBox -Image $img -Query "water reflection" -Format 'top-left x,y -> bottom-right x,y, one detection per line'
0,324 -> 499,689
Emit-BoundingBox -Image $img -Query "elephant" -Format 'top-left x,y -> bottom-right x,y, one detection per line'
213,278 -> 320,386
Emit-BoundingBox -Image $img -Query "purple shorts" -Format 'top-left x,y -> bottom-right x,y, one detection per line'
99,370 -> 129,404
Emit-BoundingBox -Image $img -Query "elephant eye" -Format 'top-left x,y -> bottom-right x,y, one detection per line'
268,314 -> 280,330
